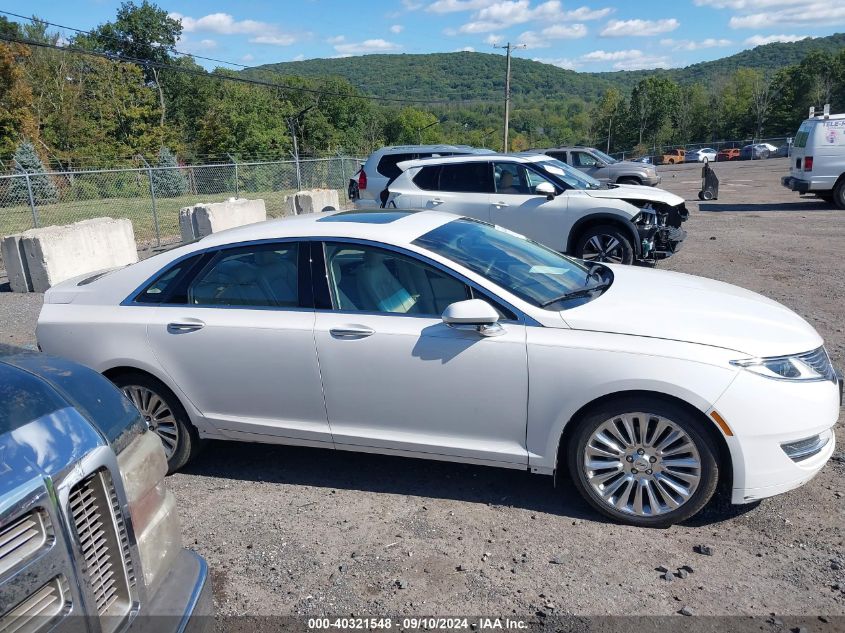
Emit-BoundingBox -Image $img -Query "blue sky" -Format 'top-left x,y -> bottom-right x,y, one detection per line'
13,0 -> 845,72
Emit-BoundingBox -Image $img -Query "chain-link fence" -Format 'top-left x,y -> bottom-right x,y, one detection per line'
609,137 -> 792,162
0,156 -> 363,248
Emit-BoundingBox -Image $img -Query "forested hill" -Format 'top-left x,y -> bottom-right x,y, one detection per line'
246,32 -> 845,104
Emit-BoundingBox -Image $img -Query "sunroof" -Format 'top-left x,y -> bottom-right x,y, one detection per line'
317,210 -> 418,224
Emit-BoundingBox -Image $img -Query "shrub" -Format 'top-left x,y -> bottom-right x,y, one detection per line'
151,147 -> 189,198
8,141 -> 58,205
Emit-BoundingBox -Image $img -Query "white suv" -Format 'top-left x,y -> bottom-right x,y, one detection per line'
782,112 -> 845,208
353,145 -> 492,207
386,153 -> 689,264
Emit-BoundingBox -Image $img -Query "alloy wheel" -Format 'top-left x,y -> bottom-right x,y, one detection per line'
581,234 -> 625,263
123,385 -> 180,459
582,412 -> 702,517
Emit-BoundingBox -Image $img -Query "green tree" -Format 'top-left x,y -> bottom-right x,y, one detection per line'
10,141 -> 58,204
0,42 -> 38,157
629,76 -> 679,147
88,1 -> 182,127
594,88 -> 623,152
152,147 -> 188,197
385,108 -> 439,144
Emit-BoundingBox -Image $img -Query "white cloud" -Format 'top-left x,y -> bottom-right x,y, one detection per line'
533,56 -> 579,69
744,33 -> 809,45
170,11 -> 298,46
251,34 -> 297,46
694,0 -> 845,29
390,24 -> 405,33
292,53 -> 305,61
456,46 -> 476,51
600,18 -> 679,37
518,23 -> 588,47
729,4 -> 845,28
427,0 -> 493,13
484,33 -> 503,44
564,6 -> 613,20
179,36 -> 219,52
579,48 -> 671,70
327,35 -> 346,44
240,53 -> 254,62
660,37 -> 732,50
333,38 -> 402,54
403,0 -> 424,8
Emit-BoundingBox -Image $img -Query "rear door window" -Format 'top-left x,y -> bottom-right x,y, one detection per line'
377,153 -> 414,179
413,166 -> 441,191
437,162 -> 493,193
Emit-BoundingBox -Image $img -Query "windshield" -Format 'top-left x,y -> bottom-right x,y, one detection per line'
591,149 -> 618,164
534,158 -> 602,190
414,218 -> 608,309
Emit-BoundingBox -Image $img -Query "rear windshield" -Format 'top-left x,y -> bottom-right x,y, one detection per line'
794,122 -> 813,149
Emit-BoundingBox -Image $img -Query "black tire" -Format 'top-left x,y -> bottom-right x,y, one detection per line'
566,396 -> 720,528
111,371 -> 201,473
833,180 -> 845,210
617,177 -> 642,186
574,224 -> 635,265
817,193 -> 834,205
760,150 -> 770,159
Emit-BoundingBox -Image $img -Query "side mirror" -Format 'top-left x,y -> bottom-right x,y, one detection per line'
535,181 -> 556,200
442,299 -> 504,337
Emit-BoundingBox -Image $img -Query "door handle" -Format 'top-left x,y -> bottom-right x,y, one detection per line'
493,201 -> 509,207
430,198 -> 445,205
330,326 -> 375,339
167,320 -> 205,333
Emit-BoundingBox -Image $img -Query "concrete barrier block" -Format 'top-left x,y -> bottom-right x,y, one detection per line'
3,217 -> 138,293
179,197 -> 266,241
286,189 -> 340,215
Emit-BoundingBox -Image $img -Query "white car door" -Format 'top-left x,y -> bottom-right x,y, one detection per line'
489,162 -> 571,252
312,240 -> 529,467
144,241 -> 332,445
414,161 -> 493,222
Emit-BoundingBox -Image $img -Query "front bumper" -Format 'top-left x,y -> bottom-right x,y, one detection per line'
129,549 -> 213,633
709,369 -> 841,505
643,174 -> 661,186
781,175 -> 812,193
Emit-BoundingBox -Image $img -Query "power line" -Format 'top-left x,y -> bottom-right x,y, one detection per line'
0,11 -> 504,105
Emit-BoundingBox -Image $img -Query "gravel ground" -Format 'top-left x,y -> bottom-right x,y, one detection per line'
1,157 -> 844,620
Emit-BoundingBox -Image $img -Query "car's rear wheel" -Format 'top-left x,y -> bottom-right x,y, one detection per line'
112,371 -> 200,473
575,225 -> 634,265
566,397 -> 719,527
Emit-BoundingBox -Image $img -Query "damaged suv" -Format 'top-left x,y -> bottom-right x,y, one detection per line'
385,153 -> 687,264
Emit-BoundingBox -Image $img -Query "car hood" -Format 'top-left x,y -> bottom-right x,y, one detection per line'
560,265 -> 822,357
584,184 -> 684,207
611,160 -> 655,172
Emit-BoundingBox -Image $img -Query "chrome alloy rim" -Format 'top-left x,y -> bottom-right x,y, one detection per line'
123,385 -> 179,459
581,234 -> 625,263
583,413 -> 702,517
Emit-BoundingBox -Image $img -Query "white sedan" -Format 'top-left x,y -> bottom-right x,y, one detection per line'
685,148 -> 717,163
36,210 -> 842,527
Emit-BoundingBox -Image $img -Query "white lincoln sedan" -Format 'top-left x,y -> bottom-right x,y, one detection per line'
36,210 -> 842,527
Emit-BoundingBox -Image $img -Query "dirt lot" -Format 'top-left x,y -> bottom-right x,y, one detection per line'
2,157 -> 844,621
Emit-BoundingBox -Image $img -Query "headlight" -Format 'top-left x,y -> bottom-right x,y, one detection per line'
731,347 -> 836,382
117,431 -> 181,599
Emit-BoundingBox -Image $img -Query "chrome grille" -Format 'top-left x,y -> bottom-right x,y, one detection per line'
0,576 -> 70,633
0,511 -> 50,578
68,471 -> 131,627
799,347 -> 836,382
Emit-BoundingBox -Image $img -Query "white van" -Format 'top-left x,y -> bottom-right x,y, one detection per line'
781,112 -> 845,208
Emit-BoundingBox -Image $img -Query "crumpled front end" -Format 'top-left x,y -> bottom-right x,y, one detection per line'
629,200 -> 689,260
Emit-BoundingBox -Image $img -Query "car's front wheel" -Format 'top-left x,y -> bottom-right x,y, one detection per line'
616,177 -> 641,186
575,225 -> 634,265
566,397 -> 719,527
112,371 -> 201,473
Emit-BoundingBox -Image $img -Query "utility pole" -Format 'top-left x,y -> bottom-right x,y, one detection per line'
493,42 -> 526,152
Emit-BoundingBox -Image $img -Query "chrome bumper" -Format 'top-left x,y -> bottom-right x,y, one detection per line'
129,549 -> 213,633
